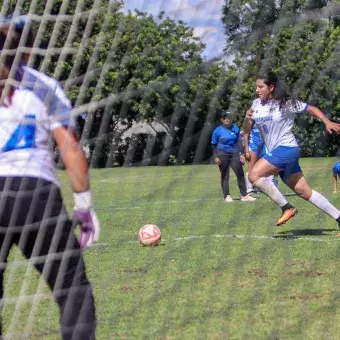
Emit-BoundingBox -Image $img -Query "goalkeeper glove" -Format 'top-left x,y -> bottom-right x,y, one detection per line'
73,191 -> 100,249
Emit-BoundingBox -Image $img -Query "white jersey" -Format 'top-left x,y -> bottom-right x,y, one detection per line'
0,66 -> 75,186
251,98 -> 308,152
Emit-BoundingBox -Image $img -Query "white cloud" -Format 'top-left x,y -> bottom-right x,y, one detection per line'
123,0 -> 226,59
193,26 -> 217,39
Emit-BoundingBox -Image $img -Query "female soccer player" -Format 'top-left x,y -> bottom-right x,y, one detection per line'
244,71 -> 340,227
0,14 -> 98,339
212,110 -> 256,202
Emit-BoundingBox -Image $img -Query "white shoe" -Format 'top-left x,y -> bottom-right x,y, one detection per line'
241,195 -> 256,202
224,195 -> 233,202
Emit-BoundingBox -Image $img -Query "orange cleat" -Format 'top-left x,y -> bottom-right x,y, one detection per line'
276,207 -> 298,226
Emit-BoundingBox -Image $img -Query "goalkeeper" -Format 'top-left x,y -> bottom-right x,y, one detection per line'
0,14 -> 98,339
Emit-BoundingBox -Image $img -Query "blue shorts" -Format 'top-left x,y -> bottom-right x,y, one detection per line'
249,142 -> 266,158
333,161 -> 340,175
263,146 -> 302,181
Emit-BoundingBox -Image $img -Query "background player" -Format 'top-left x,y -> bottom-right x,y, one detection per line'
332,161 -> 340,193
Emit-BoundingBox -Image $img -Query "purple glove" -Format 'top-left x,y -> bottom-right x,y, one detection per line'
73,191 -> 100,249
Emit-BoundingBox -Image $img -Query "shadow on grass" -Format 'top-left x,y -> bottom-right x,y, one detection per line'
274,228 -> 337,239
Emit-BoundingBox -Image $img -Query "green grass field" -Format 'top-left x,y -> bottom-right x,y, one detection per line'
3,157 -> 340,339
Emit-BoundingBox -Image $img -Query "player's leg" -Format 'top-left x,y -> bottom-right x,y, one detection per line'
15,178 -> 96,340
0,177 -> 31,337
230,154 -> 256,201
246,150 -> 259,193
219,153 -> 232,201
285,172 -> 340,222
249,157 -> 296,225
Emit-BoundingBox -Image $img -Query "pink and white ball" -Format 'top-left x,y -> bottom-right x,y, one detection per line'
138,224 -> 162,246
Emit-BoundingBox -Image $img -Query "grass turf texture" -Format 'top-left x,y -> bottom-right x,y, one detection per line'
2,157 -> 340,339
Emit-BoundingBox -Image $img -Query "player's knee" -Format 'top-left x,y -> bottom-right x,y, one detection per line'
248,171 -> 258,184
293,186 -> 311,200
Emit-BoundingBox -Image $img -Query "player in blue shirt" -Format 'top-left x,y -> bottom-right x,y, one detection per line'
211,111 -> 256,202
332,161 -> 340,193
243,125 -> 278,193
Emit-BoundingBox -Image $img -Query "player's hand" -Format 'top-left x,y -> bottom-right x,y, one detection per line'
246,109 -> 254,119
215,157 -> 222,166
73,191 -> 100,249
245,151 -> 251,161
73,209 -> 100,249
325,121 -> 340,134
240,155 -> 246,164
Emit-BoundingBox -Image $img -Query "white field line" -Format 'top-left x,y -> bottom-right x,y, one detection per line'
105,196 -> 284,210
92,233 -> 337,248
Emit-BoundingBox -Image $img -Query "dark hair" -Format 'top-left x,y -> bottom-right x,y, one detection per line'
256,70 -> 299,110
0,15 -> 35,70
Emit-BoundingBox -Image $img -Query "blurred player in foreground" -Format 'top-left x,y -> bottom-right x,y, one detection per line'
0,14 -> 99,339
244,70 -> 340,229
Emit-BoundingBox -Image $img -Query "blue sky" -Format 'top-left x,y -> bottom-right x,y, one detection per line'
122,0 -> 226,60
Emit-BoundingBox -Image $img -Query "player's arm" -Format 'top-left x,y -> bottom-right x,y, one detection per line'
243,131 -> 251,161
53,126 -> 89,192
332,172 -> 338,193
243,108 -> 255,134
53,126 -> 100,249
306,106 -> 340,134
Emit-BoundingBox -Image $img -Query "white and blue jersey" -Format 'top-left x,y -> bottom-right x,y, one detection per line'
0,66 -> 75,186
251,98 -> 308,152
211,124 -> 240,153
251,98 -> 308,180
333,161 -> 340,175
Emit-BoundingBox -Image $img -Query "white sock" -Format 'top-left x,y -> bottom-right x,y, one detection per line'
268,175 -> 279,188
245,172 -> 253,192
253,177 -> 288,207
309,190 -> 340,220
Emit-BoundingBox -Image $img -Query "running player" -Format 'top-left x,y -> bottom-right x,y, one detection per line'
244,70 -> 340,228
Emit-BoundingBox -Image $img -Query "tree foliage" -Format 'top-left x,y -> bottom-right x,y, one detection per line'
222,0 -> 340,156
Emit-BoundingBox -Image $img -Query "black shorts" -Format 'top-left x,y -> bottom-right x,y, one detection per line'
0,176 -> 78,265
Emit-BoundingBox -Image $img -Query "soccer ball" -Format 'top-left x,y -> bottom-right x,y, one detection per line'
138,224 -> 162,246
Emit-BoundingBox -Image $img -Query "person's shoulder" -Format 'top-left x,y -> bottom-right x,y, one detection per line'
252,98 -> 261,106
22,66 -> 60,90
232,124 -> 240,133
212,125 -> 221,133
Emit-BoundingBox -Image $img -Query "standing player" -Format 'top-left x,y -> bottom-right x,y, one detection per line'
332,161 -> 340,193
212,110 -> 256,202
0,14 -> 98,339
244,70 -> 340,228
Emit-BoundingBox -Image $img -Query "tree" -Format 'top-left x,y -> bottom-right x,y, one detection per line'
222,0 -> 340,156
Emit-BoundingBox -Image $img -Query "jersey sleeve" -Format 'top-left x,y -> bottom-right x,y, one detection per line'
46,82 -> 76,130
250,99 -> 258,111
283,99 -> 308,115
21,67 -> 76,130
211,127 -> 220,145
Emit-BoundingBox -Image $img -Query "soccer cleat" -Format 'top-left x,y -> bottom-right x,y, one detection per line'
276,207 -> 298,226
224,195 -> 233,202
241,195 -> 256,202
